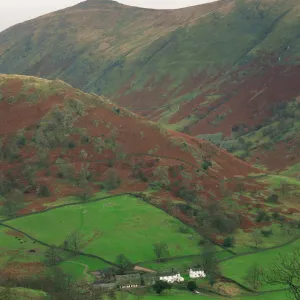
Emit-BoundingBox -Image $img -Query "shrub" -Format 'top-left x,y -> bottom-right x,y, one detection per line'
223,237 -> 235,248
137,170 -> 148,182
202,160 -> 212,170
169,166 -> 178,178
267,194 -> 279,204
272,212 -> 281,220
113,107 -> 121,114
178,225 -> 190,234
178,186 -> 197,203
115,254 -> 132,274
261,229 -> 273,237
67,141 -> 76,149
102,169 -> 121,190
57,171 -> 64,179
81,135 -> 90,144
107,159 -> 114,167
37,185 -> 50,197
148,181 -> 165,191
153,280 -> 171,295
198,240 -> 206,246
16,134 -> 26,148
256,211 -> 270,223
187,281 -> 197,291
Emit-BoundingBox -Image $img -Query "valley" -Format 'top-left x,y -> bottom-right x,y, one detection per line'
0,0 -> 299,299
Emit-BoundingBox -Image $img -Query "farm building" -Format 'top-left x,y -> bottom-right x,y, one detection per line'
116,274 -> 142,286
189,269 -> 206,279
93,282 -> 116,289
159,272 -> 184,283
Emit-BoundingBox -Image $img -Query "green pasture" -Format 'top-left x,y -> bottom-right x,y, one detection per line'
221,237 -> 300,291
4,195 -> 204,264
113,289 -> 291,300
60,260 -> 95,282
237,290 -> 289,300
0,287 -> 48,300
0,227 -> 47,266
141,251 -> 233,273
233,223 -> 300,253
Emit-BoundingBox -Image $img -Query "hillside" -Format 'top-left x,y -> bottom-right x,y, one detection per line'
1,74 -> 299,246
1,75 -> 300,299
1,0 -> 300,169
0,74 -> 261,221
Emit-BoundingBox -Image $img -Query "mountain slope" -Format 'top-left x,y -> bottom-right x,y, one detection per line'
1,0 -> 300,169
0,74 -> 261,221
1,76 -> 300,292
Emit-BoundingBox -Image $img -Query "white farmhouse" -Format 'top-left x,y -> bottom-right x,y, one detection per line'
159,273 -> 184,283
189,269 -> 206,279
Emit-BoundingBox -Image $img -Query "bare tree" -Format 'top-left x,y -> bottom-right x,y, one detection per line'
251,229 -> 263,249
115,254 -> 132,274
200,242 -> 220,287
280,181 -> 289,197
245,264 -> 263,290
1,188 -> 24,217
44,245 -> 62,266
67,230 -> 83,251
153,242 -> 169,262
264,249 -> 300,299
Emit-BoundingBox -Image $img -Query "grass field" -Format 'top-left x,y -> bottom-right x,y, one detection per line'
0,227 -> 47,266
221,237 -> 300,291
112,289 -> 291,300
140,251 -> 234,272
4,195 -> 204,265
0,287 -> 290,300
0,287 -> 48,300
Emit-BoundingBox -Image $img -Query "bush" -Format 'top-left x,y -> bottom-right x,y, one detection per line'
198,239 -> 206,246
137,170 -> 148,182
102,169 -> 121,190
272,212 -> 281,220
169,166 -> 178,178
153,280 -> 171,295
187,281 -> 197,291
223,237 -> 235,248
115,254 -> 132,274
107,159 -> 114,167
267,194 -> 279,204
261,229 -> 273,237
67,141 -> 76,149
57,171 -> 64,179
37,185 -> 50,197
178,186 -> 197,203
178,225 -> 190,234
148,181 -> 165,191
202,160 -> 212,171
81,135 -> 90,144
16,134 -> 26,147
256,211 -> 270,223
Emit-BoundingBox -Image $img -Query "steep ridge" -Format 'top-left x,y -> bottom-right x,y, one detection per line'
0,0 -> 300,169
0,75 -> 260,223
